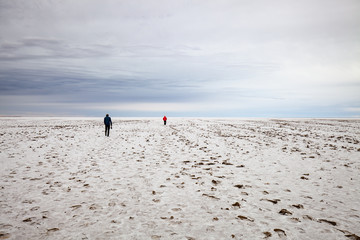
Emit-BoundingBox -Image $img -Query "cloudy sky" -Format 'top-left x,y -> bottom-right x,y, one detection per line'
0,0 -> 359,117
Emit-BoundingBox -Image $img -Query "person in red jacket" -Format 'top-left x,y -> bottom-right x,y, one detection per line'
163,116 -> 167,125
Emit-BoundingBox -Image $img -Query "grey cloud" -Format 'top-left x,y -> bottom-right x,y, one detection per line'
0,38 -> 115,61
0,64 -> 204,104
21,38 -> 62,47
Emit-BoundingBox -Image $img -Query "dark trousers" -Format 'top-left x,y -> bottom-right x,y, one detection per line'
105,125 -> 110,136
164,121 -> 166,125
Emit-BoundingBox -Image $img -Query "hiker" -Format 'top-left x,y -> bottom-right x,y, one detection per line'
104,114 -> 112,136
163,115 -> 167,125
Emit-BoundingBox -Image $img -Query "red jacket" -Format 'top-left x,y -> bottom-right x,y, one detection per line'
163,116 -> 167,121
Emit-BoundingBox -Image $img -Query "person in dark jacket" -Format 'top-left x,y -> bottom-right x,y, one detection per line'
163,115 -> 167,125
104,114 -> 112,136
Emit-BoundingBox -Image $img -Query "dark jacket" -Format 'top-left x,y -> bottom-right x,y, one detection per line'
104,116 -> 112,126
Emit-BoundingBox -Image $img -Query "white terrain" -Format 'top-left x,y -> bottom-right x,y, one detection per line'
0,117 -> 359,240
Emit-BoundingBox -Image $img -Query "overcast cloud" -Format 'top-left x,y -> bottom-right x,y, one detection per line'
0,0 -> 359,117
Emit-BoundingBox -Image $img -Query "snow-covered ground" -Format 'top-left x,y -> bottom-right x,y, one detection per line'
0,117 -> 359,240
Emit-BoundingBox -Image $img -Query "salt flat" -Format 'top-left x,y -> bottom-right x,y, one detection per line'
0,118 -> 359,240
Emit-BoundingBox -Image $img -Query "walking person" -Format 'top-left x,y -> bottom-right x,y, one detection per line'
104,114 -> 112,136
163,115 -> 167,125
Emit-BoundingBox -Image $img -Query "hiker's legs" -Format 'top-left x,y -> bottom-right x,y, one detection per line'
164,120 -> 166,125
105,125 -> 110,136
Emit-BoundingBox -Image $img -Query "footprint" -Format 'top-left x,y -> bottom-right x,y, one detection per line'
71,205 -> 82,210
274,229 -> 286,238
261,199 -> 281,204
292,204 -> 304,209
47,228 -> 59,233
279,209 -> 292,216
303,215 -> 315,221
318,219 -> 337,226
263,232 -> 272,238
23,217 -> 35,223
236,215 -> 254,222
0,232 -> 11,239
232,202 -> 241,208
30,206 -> 40,211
